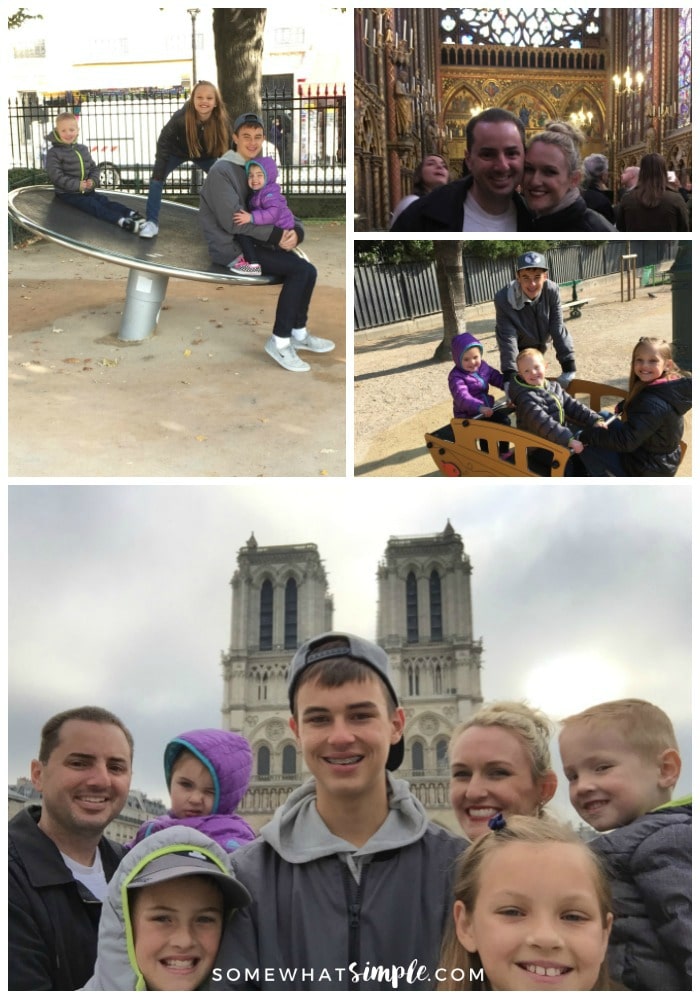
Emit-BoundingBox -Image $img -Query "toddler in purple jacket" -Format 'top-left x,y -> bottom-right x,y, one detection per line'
130,728 -> 256,853
448,331 -> 510,422
231,156 -> 296,276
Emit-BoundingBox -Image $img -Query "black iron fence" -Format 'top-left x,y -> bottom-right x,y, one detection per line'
354,242 -> 679,330
8,86 -> 346,197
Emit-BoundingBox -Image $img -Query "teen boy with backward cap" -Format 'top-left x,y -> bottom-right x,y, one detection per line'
211,633 -> 464,991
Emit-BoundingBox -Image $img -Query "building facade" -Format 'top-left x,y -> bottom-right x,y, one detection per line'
223,523 -> 482,831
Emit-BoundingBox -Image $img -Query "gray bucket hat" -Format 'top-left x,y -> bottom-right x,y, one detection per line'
288,632 -> 404,771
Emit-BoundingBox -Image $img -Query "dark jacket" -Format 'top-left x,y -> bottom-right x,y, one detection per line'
527,193 -> 616,231
509,376 -> 600,447
616,188 -> 689,232
152,104 -> 225,176
581,185 -> 616,224
390,176 -> 532,232
578,376 -> 692,476
590,800 -> 691,991
45,130 -> 100,194
494,279 -> 576,382
8,804 -> 125,990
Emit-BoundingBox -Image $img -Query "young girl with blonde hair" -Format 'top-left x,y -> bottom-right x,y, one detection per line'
578,336 -> 692,476
437,815 -> 614,991
140,81 -> 232,237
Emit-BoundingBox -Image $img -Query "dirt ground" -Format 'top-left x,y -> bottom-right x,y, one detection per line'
8,221 -> 346,477
354,273 -> 692,477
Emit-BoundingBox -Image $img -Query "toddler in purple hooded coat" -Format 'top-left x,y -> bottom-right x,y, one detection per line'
129,729 -> 256,853
230,156 -> 296,276
448,331 -> 508,420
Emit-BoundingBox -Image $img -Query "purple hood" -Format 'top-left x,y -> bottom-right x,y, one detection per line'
164,728 -> 253,814
451,331 -> 484,367
247,156 -> 279,186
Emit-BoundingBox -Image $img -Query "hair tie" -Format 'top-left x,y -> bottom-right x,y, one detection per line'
488,813 -> 506,831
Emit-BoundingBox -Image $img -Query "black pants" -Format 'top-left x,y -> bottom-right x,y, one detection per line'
253,245 -> 318,338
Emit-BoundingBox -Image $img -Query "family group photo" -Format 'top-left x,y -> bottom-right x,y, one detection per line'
8,483 -> 692,991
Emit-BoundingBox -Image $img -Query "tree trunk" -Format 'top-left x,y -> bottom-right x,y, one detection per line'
212,9 -> 267,124
432,241 -> 467,361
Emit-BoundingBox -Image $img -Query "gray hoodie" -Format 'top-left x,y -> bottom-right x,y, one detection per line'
211,774 -> 464,990
82,826 -> 249,991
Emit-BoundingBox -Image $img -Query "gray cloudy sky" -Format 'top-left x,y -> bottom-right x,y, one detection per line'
8,481 -> 692,821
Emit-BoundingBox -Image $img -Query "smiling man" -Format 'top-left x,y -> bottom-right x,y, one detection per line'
390,108 -> 531,232
212,633 -> 463,990
495,250 -> 577,390
9,706 -> 133,990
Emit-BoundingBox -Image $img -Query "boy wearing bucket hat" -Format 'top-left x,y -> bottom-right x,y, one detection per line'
495,250 -> 577,391
212,633 -> 463,990
83,826 -> 250,990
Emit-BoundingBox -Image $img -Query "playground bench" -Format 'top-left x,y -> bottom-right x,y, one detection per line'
8,185 -> 282,343
559,279 -> 590,318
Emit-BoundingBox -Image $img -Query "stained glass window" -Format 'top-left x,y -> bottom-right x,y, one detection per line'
678,8 -> 691,127
439,8 -> 600,48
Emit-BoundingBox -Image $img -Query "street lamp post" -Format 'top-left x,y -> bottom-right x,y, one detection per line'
187,8 -> 200,87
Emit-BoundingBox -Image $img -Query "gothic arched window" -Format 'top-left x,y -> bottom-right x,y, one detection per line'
429,570 -> 443,641
257,745 -> 270,778
436,738 -> 449,773
259,579 -> 273,650
284,577 -> 298,650
411,741 -> 424,774
282,744 -> 297,776
406,572 -> 418,643
678,9 -> 691,128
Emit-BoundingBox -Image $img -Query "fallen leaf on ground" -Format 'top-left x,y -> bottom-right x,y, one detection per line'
62,357 -> 82,363
183,349 -> 192,357
97,358 -> 119,366
195,435 -> 207,442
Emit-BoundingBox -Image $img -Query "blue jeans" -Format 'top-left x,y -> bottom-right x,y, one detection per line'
145,155 -> 216,222
56,191 -> 132,224
251,244 -> 318,338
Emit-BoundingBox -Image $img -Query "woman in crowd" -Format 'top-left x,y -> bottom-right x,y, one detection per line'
523,122 -> 616,231
580,153 -> 616,225
390,154 -> 451,226
616,152 -> 689,231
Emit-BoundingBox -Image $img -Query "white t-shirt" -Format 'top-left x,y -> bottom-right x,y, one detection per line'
60,846 -> 108,901
462,190 -> 517,232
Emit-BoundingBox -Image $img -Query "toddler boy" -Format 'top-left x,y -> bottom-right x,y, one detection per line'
559,698 -> 691,991
46,113 -> 145,232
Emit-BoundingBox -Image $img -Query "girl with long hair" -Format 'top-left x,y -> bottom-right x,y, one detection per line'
437,815 -> 614,991
140,81 -> 232,238
578,336 -> 692,476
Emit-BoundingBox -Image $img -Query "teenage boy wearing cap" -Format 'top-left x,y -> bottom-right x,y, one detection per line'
199,113 -> 335,373
494,251 -> 577,392
212,632 -> 464,991
83,826 -> 250,991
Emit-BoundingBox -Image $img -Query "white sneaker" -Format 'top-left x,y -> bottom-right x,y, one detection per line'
293,332 -> 335,353
264,336 -> 310,372
139,221 -> 159,238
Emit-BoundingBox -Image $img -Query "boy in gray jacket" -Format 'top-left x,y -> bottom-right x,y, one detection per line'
45,113 -> 145,231
211,633 -> 464,990
559,698 -> 691,991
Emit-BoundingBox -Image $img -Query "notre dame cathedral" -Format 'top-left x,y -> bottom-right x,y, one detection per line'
222,521 -> 483,831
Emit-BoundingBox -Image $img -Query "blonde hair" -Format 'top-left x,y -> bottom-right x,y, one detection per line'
560,698 -> 679,765
623,337 -> 686,416
528,120 -> 584,176
516,347 -> 545,371
184,81 -> 231,159
436,815 -> 613,991
450,700 -> 553,784
54,112 -> 78,127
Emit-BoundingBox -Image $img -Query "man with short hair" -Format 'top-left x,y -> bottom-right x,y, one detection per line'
9,706 -> 133,989
390,108 -> 531,232
619,165 -> 640,195
200,112 -> 334,373
212,633 -> 464,990
495,251 -> 577,390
